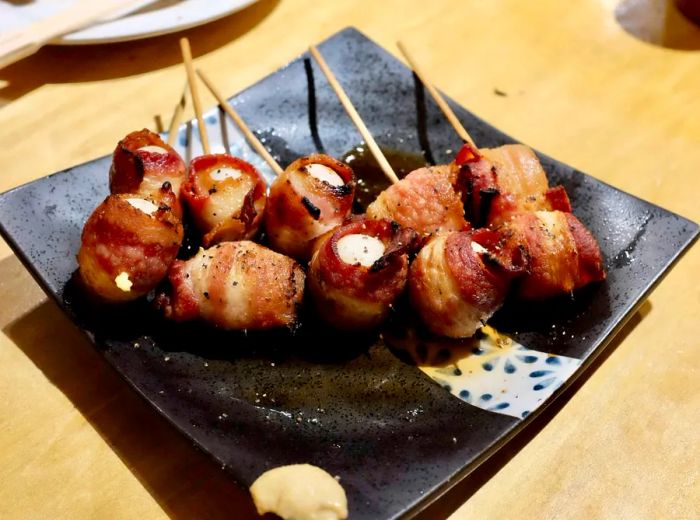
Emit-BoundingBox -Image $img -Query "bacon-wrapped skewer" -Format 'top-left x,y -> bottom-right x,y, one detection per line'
308,218 -> 416,330
265,154 -> 355,261
366,166 -> 468,236
497,210 -> 606,300
394,44 -> 570,230
77,185 -> 184,302
451,143 -> 571,227
180,154 -> 267,247
409,229 -> 524,338
158,241 -> 305,330
109,129 -> 187,215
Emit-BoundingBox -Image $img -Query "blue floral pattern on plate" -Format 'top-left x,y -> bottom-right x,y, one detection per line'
420,327 -> 581,419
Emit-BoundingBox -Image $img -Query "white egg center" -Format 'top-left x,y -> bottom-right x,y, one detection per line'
114,272 -> 132,292
126,198 -> 159,215
210,167 -> 243,182
336,234 -> 385,267
137,145 -> 169,154
471,241 -> 488,255
306,163 -> 344,187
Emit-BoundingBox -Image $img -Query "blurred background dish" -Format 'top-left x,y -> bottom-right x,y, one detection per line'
676,0 -> 700,24
0,0 -> 260,45
615,0 -> 700,50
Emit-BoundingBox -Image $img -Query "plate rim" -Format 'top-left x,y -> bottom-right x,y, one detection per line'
52,0 -> 260,46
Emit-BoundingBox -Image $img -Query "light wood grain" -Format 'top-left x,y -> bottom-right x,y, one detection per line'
397,40 -> 478,148
0,0 -> 698,519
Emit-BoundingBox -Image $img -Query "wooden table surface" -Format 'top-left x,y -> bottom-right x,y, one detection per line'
1,0 -> 698,518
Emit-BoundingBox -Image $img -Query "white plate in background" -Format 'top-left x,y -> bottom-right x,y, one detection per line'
0,0 -> 260,45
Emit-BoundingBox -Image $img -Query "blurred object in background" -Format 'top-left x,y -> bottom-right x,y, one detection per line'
0,0 -> 154,69
676,0 -> 700,25
615,0 -> 700,49
0,0 -> 259,46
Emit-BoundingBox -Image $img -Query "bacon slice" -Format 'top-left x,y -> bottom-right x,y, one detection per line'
498,210 -> 606,299
366,166 -> 468,236
453,143 -> 571,227
77,186 -> 183,302
158,241 -> 305,330
308,218 -> 416,330
109,129 -> 187,215
180,154 -> 267,247
265,154 -> 355,261
408,229 -> 523,338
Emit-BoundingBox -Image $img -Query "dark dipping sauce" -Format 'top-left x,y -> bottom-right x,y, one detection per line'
341,143 -> 428,213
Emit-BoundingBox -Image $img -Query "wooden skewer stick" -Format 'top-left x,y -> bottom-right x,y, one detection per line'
397,40 -> 478,149
179,38 -> 210,154
166,82 -> 188,146
197,69 -> 284,176
309,45 -> 400,185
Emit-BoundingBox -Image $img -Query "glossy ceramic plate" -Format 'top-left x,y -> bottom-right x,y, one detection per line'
0,0 -> 259,45
0,28 -> 697,519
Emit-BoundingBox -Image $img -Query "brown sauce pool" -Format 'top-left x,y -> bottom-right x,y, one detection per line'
341,143 -> 427,212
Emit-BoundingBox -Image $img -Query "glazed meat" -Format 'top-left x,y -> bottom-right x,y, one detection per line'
180,154 -> 267,246
158,241 -> 305,330
409,229 -> 524,338
366,166 -> 468,236
308,218 -> 416,330
77,186 -> 184,302
498,210 -> 606,299
109,129 -> 187,215
452,143 -> 571,227
265,154 -> 355,261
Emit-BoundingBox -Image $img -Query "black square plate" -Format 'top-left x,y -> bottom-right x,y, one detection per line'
0,28 -> 697,519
